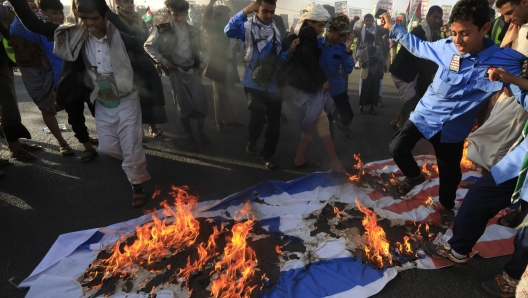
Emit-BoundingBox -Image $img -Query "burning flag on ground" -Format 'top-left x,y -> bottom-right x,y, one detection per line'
19,156 -> 518,298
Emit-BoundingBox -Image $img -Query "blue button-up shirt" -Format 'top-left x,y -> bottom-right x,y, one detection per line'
225,11 -> 289,93
390,24 -> 528,143
317,37 -> 354,96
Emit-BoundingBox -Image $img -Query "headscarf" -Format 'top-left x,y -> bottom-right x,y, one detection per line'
294,2 -> 330,35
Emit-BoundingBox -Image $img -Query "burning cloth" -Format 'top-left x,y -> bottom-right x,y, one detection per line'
19,156 -> 517,298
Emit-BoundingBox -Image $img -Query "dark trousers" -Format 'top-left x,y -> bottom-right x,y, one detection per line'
331,91 -> 354,126
389,120 -> 464,209
448,173 -> 528,280
65,99 -> 94,144
0,53 -> 31,142
244,87 -> 282,158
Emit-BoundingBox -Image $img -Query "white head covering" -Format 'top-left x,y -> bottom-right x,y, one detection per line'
294,2 -> 331,35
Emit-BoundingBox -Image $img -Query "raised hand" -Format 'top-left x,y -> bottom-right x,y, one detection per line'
380,13 -> 394,30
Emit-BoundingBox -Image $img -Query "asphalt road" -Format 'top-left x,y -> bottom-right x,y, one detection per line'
0,68 -> 509,298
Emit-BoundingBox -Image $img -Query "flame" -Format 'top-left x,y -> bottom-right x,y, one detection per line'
97,186 -> 200,277
210,201 -> 258,298
402,236 -> 412,255
389,173 -> 398,186
178,226 -> 222,282
460,139 -> 474,169
355,199 -> 392,268
425,223 -> 429,233
152,189 -> 161,199
275,245 -> 283,255
353,153 -> 364,170
348,174 -> 360,182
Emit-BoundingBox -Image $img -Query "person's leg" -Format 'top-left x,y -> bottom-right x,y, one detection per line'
181,116 -> 197,150
213,79 -> 227,132
196,113 -> 209,146
116,98 -> 151,207
261,92 -> 282,158
430,133 -> 464,212
389,120 -> 424,181
294,131 -> 313,166
448,173 -> 516,255
95,103 -> 122,160
332,91 -> 354,127
245,88 -> 268,151
41,110 -> 67,145
423,174 -> 516,267
315,111 -> 343,172
64,99 -> 96,159
505,200 -> 528,279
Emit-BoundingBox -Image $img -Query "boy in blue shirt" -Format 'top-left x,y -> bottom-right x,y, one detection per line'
380,0 -> 528,229
9,0 -> 75,156
317,13 -> 355,139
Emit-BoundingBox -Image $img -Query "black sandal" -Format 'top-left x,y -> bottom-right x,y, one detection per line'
262,157 -> 277,170
132,189 -> 147,208
339,124 -> 354,139
369,108 -> 376,114
81,148 -> 98,163
10,149 -> 35,161
246,142 -> 256,155
358,106 -> 363,114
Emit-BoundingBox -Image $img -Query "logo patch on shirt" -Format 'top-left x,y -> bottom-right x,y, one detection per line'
449,54 -> 461,73
485,66 -> 496,78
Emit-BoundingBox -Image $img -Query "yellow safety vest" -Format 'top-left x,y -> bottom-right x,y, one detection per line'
2,37 -> 16,63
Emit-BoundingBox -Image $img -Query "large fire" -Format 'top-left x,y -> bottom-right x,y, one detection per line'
355,199 -> 392,268
210,201 -> 258,298
95,186 -> 200,278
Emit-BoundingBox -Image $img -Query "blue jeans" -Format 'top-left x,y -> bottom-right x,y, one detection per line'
448,173 -> 528,279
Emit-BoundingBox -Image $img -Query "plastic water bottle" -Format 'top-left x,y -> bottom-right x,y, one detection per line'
58,124 -> 67,131
41,127 -> 51,134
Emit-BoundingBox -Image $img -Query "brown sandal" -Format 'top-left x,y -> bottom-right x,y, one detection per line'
396,175 -> 426,195
81,148 -> 98,163
59,144 -> 75,156
10,149 -> 35,161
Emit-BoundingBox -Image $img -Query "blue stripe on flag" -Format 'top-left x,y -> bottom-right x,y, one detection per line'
208,173 -> 344,212
262,257 -> 387,298
78,231 -> 105,250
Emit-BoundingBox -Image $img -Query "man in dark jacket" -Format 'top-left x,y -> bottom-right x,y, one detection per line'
10,0 -> 164,207
389,5 -> 443,128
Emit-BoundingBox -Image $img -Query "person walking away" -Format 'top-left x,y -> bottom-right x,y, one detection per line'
224,0 -> 290,169
10,0 -> 76,157
318,13 -> 355,138
144,0 -> 208,151
280,3 -> 343,173
389,6 -> 443,128
357,33 -> 384,114
202,0 -> 243,133
379,0 -> 528,226
115,0 -> 167,138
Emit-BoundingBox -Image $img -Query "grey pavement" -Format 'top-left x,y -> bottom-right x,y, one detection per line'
0,68 -> 508,298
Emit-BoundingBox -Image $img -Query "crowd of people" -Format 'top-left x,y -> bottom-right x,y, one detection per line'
3,0 -> 528,295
